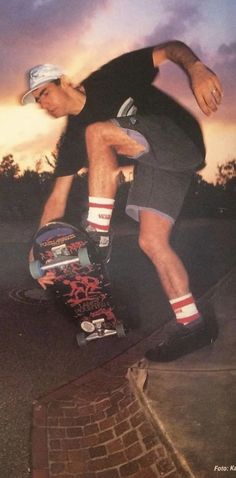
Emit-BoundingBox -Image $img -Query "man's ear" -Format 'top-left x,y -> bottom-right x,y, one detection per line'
60,74 -> 73,90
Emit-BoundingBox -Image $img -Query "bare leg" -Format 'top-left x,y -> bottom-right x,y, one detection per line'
139,210 -> 189,300
85,121 -> 146,198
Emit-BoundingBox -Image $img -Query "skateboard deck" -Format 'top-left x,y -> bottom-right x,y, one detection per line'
29,221 -> 125,346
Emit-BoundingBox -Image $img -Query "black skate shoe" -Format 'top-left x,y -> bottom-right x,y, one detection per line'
145,308 -> 218,362
85,224 -> 113,264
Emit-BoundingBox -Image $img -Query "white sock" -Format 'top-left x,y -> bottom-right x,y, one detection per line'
170,293 -> 201,325
87,196 -> 114,232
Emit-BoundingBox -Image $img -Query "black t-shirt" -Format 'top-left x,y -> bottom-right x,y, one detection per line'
55,47 -> 204,177
55,47 -> 158,176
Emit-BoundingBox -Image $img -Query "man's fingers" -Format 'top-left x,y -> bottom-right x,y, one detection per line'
211,86 -> 222,105
38,272 -> 56,289
194,91 -> 212,116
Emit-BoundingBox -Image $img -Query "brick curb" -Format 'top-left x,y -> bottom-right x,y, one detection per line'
31,333 -> 186,478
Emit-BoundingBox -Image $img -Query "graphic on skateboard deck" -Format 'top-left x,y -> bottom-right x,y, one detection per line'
29,221 -> 125,346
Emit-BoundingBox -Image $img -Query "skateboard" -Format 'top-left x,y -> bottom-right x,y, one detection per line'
29,221 -> 125,346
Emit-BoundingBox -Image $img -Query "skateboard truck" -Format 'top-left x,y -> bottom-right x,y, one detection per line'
29,243 -> 92,279
77,317 -> 125,346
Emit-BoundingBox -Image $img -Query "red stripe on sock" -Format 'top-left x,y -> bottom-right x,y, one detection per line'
89,202 -> 114,209
177,312 -> 200,324
171,296 -> 196,311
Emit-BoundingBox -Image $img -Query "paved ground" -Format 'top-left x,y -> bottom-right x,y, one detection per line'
0,218 -> 235,478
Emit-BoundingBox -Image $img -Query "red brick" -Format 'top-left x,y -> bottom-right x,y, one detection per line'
98,429 -> 114,444
138,449 -> 157,468
89,445 -> 107,458
33,403 -> 47,427
49,450 -> 68,462
68,449 -> 90,462
110,390 -> 125,405
91,410 -> 106,421
88,457 -> 108,471
48,427 -> 66,439
143,435 -> 160,451
74,474 -> 96,478
62,438 -> 82,449
106,437 -> 123,454
162,470 -> 181,478
67,460 -> 88,473
125,442 -> 143,461
96,469 -> 120,478
128,400 -> 140,414
138,422 -> 155,439
130,411 -> 146,428
94,398 -> 111,412
49,474 -> 72,478
81,434 -> 99,447
106,405 -> 119,417
63,407 -> 80,417
76,415 -> 92,426
32,471 -> 49,478
107,450 -> 126,466
60,400 -> 77,408
50,462 -> 65,474
47,402 -> 64,417
119,396 -> 135,410
122,430 -> 139,447
32,428 -> 48,469
128,466 -> 158,478
115,408 -> 130,423
59,416 -> 88,427
66,426 -> 84,438
77,404 -> 95,416
49,439 -> 61,450
120,460 -> 139,476
48,417 -> 59,427
114,420 -> 130,437
84,423 -> 99,436
156,457 -> 175,474
99,415 -> 116,431
155,444 -> 167,458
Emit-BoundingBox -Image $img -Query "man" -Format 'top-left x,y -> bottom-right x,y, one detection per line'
22,40 -> 223,361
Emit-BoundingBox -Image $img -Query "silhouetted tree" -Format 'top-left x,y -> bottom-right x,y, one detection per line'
0,154 -> 20,178
216,158 -> 236,186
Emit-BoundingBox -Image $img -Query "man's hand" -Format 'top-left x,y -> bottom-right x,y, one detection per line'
188,61 -> 223,116
37,271 -> 56,290
29,247 -> 56,290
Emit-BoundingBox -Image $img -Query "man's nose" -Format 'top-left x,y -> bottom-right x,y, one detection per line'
39,98 -> 49,110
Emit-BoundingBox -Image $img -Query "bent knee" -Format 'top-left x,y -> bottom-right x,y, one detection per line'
85,121 -> 111,144
138,232 -> 169,259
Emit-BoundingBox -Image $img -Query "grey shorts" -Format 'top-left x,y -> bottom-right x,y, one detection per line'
112,114 -> 205,222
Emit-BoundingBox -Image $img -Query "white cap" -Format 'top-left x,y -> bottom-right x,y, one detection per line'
21,64 -> 63,104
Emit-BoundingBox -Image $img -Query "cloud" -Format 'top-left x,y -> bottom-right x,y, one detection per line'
142,0 -> 203,46
213,41 -> 236,120
0,0 -> 110,101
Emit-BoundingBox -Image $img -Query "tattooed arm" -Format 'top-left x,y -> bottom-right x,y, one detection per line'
152,40 -> 223,116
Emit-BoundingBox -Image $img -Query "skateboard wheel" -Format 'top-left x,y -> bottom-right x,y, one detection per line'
81,320 -> 95,333
29,260 -> 44,279
116,322 -> 126,338
76,332 -> 87,347
78,247 -> 91,266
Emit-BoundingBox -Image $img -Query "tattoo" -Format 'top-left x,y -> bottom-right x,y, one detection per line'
159,40 -> 200,72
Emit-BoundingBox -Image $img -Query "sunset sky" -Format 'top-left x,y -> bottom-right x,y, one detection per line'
0,0 -> 235,183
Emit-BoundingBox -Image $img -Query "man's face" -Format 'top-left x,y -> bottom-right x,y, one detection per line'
32,82 -> 69,118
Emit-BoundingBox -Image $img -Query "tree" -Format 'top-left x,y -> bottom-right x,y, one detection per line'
0,154 -> 20,178
216,158 -> 236,186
